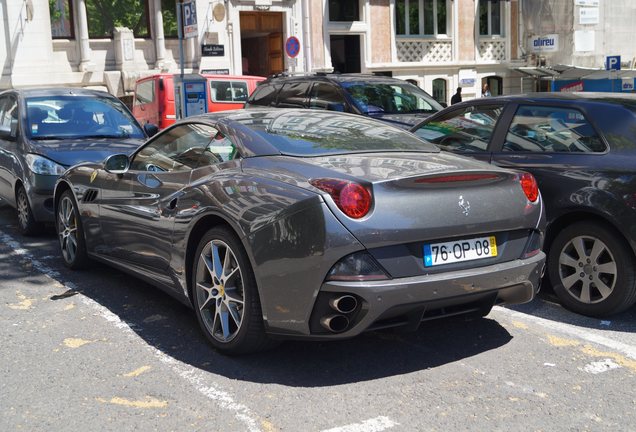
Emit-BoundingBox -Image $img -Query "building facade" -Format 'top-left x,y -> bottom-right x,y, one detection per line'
10,1 -> 629,105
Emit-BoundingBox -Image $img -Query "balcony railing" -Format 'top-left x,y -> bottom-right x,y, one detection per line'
396,38 -> 453,63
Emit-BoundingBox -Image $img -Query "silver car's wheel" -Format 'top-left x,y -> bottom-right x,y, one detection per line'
56,190 -> 88,269
196,238 -> 245,343
548,222 -> 636,317
557,235 -> 616,304
16,185 -> 42,236
192,226 -> 273,354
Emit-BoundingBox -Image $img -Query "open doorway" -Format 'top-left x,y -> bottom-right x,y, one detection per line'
482,75 -> 503,96
240,12 -> 284,77
329,35 -> 361,73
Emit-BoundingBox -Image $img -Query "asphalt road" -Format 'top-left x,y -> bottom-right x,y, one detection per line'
1,203 -> 635,432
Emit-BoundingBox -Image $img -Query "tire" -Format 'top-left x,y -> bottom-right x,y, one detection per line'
191,226 -> 274,355
547,221 -> 636,317
56,190 -> 89,269
16,184 -> 42,236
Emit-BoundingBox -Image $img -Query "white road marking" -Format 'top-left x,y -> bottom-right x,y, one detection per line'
1,232 -> 262,432
582,359 -> 621,374
321,416 -> 398,432
494,306 -> 636,360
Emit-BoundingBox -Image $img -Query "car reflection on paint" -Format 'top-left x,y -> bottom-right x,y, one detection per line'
54,109 -> 545,354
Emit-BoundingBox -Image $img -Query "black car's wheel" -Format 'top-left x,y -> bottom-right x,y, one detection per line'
16,184 -> 42,236
548,222 -> 636,317
56,190 -> 89,269
192,226 -> 273,354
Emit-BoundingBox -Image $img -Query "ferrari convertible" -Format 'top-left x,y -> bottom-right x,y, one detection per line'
54,109 -> 546,354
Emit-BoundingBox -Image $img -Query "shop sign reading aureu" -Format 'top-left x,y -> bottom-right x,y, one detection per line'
529,34 -> 559,53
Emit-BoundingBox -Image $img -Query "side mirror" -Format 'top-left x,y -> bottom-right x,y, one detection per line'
104,154 -> 130,174
0,123 -> 17,141
144,123 -> 159,137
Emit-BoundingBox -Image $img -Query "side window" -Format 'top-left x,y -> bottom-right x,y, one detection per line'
504,105 -> 606,153
276,82 -> 311,108
210,81 -> 249,102
130,123 -> 238,171
0,96 -> 18,138
248,84 -> 278,106
309,83 -> 345,110
135,80 -> 155,106
413,104 -> 503,152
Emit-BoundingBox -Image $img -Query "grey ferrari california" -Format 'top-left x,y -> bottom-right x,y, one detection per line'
54,109 -> 546,354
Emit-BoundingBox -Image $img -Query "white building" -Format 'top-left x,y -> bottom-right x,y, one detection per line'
3,1 -> 633,105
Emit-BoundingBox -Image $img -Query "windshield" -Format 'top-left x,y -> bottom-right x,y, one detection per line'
341,81 -> 443,115
26,95 -> 145,140
242,110 -> 439,156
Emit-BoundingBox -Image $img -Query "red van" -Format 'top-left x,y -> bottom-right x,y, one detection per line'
132,73 -> 265,129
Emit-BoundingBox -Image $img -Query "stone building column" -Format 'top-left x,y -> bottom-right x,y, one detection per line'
74,0 -> 94,71
152,0 -> 170,70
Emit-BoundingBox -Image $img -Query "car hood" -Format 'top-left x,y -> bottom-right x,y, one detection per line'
369,113 -> 434,129
28,138 -> 144,167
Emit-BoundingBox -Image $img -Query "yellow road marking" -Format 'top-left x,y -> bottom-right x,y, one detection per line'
96,397 -> 167,409
8,292 -> 34,310
124,366 -> 152,377
511,321 -> 529,329
547,335 -> 580,347
63,338 -> 94,348
580,345 -> 636,373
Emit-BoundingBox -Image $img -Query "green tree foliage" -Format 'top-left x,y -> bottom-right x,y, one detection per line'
161,0 -> 178,37
85,0 -> 149,38
49,0 -> 62,22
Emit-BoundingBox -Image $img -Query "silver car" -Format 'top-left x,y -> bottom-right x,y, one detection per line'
0,88 -> 149,235
54,109 -> 546,354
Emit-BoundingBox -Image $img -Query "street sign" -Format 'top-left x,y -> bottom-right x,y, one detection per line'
606,55 -> 621,71
201,44 -> 224,57
285,36 -> 300,58
182,0 -> 198,39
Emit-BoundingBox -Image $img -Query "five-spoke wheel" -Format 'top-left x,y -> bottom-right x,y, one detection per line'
192,227 -> 272,354
56,190 -> 88,269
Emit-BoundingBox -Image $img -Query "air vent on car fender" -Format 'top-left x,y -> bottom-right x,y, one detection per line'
82,189 -> 98,203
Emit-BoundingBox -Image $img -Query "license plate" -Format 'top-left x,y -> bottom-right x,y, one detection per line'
424,236 -> 497,267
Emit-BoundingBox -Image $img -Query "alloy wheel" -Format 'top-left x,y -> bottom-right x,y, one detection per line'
195,239 -> 245,343
57,195 -> 79,264
16,188 -> 30,230
557,235 -> 617,304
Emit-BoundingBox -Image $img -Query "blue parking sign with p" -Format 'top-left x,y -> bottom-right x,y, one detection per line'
606,56 -> 621,71
182,0 -> 198,39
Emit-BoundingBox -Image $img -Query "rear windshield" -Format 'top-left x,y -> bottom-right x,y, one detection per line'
239,110 -> 439,156
341,81 -> 442,115
26,95 -> 145,140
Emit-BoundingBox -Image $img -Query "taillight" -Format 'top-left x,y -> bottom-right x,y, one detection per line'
309,178 -> 372,219
518,173 -> 539,203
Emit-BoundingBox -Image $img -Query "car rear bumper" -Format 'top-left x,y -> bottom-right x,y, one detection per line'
281,252 -> 545,340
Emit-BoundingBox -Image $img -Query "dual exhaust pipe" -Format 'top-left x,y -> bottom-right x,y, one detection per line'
320,295 -> 358,333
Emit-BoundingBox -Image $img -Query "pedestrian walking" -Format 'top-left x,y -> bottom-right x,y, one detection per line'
450,87 -> 462,105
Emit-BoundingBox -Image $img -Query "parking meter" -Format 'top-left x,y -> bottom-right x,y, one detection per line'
174,74 -> 208,119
